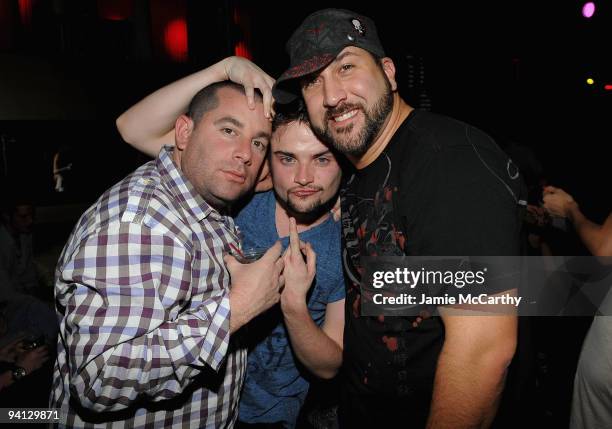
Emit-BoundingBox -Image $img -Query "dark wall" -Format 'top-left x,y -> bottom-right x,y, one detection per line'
1,0 -> 610,218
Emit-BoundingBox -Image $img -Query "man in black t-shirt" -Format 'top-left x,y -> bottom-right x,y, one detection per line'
273,8 -> 522,428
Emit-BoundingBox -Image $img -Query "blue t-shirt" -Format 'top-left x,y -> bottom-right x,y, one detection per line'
235,191 -> 345,428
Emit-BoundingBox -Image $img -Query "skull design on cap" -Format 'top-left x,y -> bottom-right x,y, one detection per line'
351,18 -> 365,35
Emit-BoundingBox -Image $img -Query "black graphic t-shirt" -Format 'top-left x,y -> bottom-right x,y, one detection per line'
340,110 -> 522,407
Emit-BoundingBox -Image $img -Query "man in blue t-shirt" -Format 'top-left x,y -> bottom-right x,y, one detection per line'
115,56 -> 345,428
232,105 -> 345,428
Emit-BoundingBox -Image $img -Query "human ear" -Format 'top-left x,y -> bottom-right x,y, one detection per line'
174,115 -> 194,151
381,57 -> 398,91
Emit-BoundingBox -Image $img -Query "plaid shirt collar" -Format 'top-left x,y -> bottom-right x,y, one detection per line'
157,146 -> 227,224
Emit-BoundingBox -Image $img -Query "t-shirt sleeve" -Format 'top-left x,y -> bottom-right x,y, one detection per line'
326,276 -> 346,303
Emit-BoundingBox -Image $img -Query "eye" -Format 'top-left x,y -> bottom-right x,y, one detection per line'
301,75 -> 321,90
279,156 -> 296,165
340,63 -> 354,72
316,157 -> 331,165
252,140 -> 268,152
222,127 -> 236,136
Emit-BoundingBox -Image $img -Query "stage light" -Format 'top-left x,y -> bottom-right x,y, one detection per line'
604,84 -> 612,91
97,0 -> 134,21
586,78 -> 595,85
582,2 -> 596,19
164,19 -> 188,62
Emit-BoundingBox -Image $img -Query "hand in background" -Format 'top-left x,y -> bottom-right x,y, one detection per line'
542,186 -> 577,218
0,336 -> 27,363
15,345 -> 50,375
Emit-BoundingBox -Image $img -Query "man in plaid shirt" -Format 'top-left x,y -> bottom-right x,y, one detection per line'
51,71 -> 283,427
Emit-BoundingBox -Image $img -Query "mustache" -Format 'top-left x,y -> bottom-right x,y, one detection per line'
325,103 -> 363,121
288,186 -> 323,193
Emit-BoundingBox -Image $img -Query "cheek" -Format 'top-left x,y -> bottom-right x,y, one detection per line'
305,96 -> 324,122
270,164 -> 294,191
319,167 -> 342,189
270,159 -> 286,179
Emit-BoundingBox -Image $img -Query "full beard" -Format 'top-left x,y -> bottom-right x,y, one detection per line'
312,83 -> 393,158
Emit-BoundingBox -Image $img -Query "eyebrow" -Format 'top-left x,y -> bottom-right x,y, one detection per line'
332,50 -> 358,65
273,150 -> 295,157
302,51 -> 359,84
214,116 -> 243,129
273,150 -> 332,158
214,116 -> 271,141
312,150 -> 332,158
254,131 -> 272,141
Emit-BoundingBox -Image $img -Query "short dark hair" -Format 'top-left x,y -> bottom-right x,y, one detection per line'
187,81 -> 263,126
366,51 -> 386,73
272,99 -> 310,133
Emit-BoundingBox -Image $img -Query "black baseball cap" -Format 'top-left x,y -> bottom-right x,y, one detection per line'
273,8 -> 385,104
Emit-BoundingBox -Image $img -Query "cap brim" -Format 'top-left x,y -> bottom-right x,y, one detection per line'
272,53 -> 336,104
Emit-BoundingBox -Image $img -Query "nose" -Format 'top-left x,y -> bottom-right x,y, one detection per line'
295,162 -> 314,186
322,77 -> 346,108
234,138 -> 252,165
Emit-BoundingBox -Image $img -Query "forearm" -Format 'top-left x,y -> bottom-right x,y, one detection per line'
427,316 -> 516,429
427,350 -> 508,428
116,59 -> 229,154
229,287 -> 258,334
63,287 -> 232,412
283,301 -> 342,379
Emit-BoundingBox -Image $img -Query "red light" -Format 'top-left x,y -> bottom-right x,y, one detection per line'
604,85 -> 612,91
234,41 -> 252,60
18,0 -> 32,27
164,19 -> 188,62
97,0 -> 134,21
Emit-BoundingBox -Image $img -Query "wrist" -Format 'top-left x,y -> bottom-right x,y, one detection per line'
229,287 -> 253,333
281,292 -> 309,315
218,57 -> 233,81
565,201 -> 580,222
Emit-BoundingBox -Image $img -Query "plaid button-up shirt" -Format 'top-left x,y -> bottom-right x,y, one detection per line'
51,147 -> 245,428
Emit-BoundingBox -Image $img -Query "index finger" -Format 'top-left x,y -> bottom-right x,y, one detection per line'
289,217 -> 301,256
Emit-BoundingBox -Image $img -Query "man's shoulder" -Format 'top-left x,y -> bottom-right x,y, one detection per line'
399,110 -> 494,153
71,161 -> 186,242
391,111 -> 508,183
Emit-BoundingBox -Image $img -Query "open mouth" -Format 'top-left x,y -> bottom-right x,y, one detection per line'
332,109 -> 359,123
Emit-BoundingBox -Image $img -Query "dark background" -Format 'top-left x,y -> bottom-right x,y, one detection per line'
0,0 -> 610,220
0,1 -> 609,424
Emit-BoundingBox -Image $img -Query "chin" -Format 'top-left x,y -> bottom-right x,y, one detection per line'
287,198 -> 323,215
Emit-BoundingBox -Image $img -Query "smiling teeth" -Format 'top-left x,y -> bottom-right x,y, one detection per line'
334,110 -> 357,122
